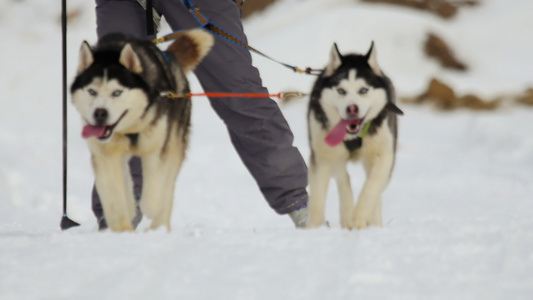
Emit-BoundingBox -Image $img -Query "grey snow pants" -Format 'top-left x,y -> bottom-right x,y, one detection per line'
91,0 -> 308,219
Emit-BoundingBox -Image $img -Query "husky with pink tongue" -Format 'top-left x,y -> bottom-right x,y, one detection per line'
306,42 -> 403,229
71,29 -> 214,232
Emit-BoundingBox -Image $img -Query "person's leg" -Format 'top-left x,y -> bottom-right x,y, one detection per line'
159,0 -> 308,215
92,0 -> 150,227
96,0 -> 156,39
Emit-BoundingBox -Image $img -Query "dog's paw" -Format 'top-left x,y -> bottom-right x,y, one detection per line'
352,207 -> 382,230
107,217 -> 134,232
305,216 -> 326,228
352,207 -> 373,230
352,218 -> 370,230
340,210 -> 355,229
148,215 -> 171,232
340,218 -> 354,230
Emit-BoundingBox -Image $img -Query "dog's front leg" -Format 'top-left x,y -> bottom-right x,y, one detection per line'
121,155 -> 137,222
92,154 -> 134,232
333,162 -> 355,229
352,161 -> 391,229
307,160 -> 334,228
352,131 -> 394,229
139,153 -> 166,228
144,147 -> 184,232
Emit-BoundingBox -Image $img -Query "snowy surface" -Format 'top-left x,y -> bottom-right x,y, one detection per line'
1,0 -> 532,299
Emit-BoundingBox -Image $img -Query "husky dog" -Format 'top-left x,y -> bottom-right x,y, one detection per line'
306,42 -> 403,229
71,29 -> 214,232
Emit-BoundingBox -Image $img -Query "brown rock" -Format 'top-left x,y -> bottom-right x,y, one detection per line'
360,0 -> 457,19
459,94 -> 499,110
425,33 -> 467,71
516,88 -> 533,106
418,78 -> 457,109
409,78 -> 500,111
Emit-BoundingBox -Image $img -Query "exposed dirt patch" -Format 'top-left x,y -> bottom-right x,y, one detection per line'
402,78 -> 499,110
360,0 -> 478,19
402,78 -> 533,111
425,33 -> 467,71
515,88 -> 533,106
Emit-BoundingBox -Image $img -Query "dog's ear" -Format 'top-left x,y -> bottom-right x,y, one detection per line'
77,41 -> 94,74
324,43 -> 342,76
365,41 -> 382,75
119,43 -> 143,74
385,102 -> 404,115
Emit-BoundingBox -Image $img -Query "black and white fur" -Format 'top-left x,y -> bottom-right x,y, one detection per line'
71,29 -> 213,232
306,42 -> 403,229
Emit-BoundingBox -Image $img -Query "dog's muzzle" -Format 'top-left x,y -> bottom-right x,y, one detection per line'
82,110 -> 128,140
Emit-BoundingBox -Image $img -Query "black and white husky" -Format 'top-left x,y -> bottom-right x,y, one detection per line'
306,42 -> 403,229
71,29 -> 213,232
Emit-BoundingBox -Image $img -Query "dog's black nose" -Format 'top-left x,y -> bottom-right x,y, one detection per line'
346,105 -> 358,116
93,108 -> 108,125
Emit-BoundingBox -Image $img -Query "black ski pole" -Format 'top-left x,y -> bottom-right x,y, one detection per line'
60,0 -> 80,230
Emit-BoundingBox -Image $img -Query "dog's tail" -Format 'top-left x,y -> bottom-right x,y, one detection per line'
165,29 -> 214,74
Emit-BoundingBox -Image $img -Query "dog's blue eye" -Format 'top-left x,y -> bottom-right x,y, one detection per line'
88,89 -> 97,96
112,90 -> 122,97
337,88 -> 346,95
359,88 -> 369,95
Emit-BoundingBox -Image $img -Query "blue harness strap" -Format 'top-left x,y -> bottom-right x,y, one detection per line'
162,51 -> 171,63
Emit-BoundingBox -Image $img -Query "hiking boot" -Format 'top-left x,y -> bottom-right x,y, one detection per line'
289,204 -> 308,228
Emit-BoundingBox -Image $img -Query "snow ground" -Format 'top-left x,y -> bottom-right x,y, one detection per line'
0,0 -> 532,299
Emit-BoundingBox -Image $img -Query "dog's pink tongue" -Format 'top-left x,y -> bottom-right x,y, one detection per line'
82,125 -> 106,139
325,119 -> 351,146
